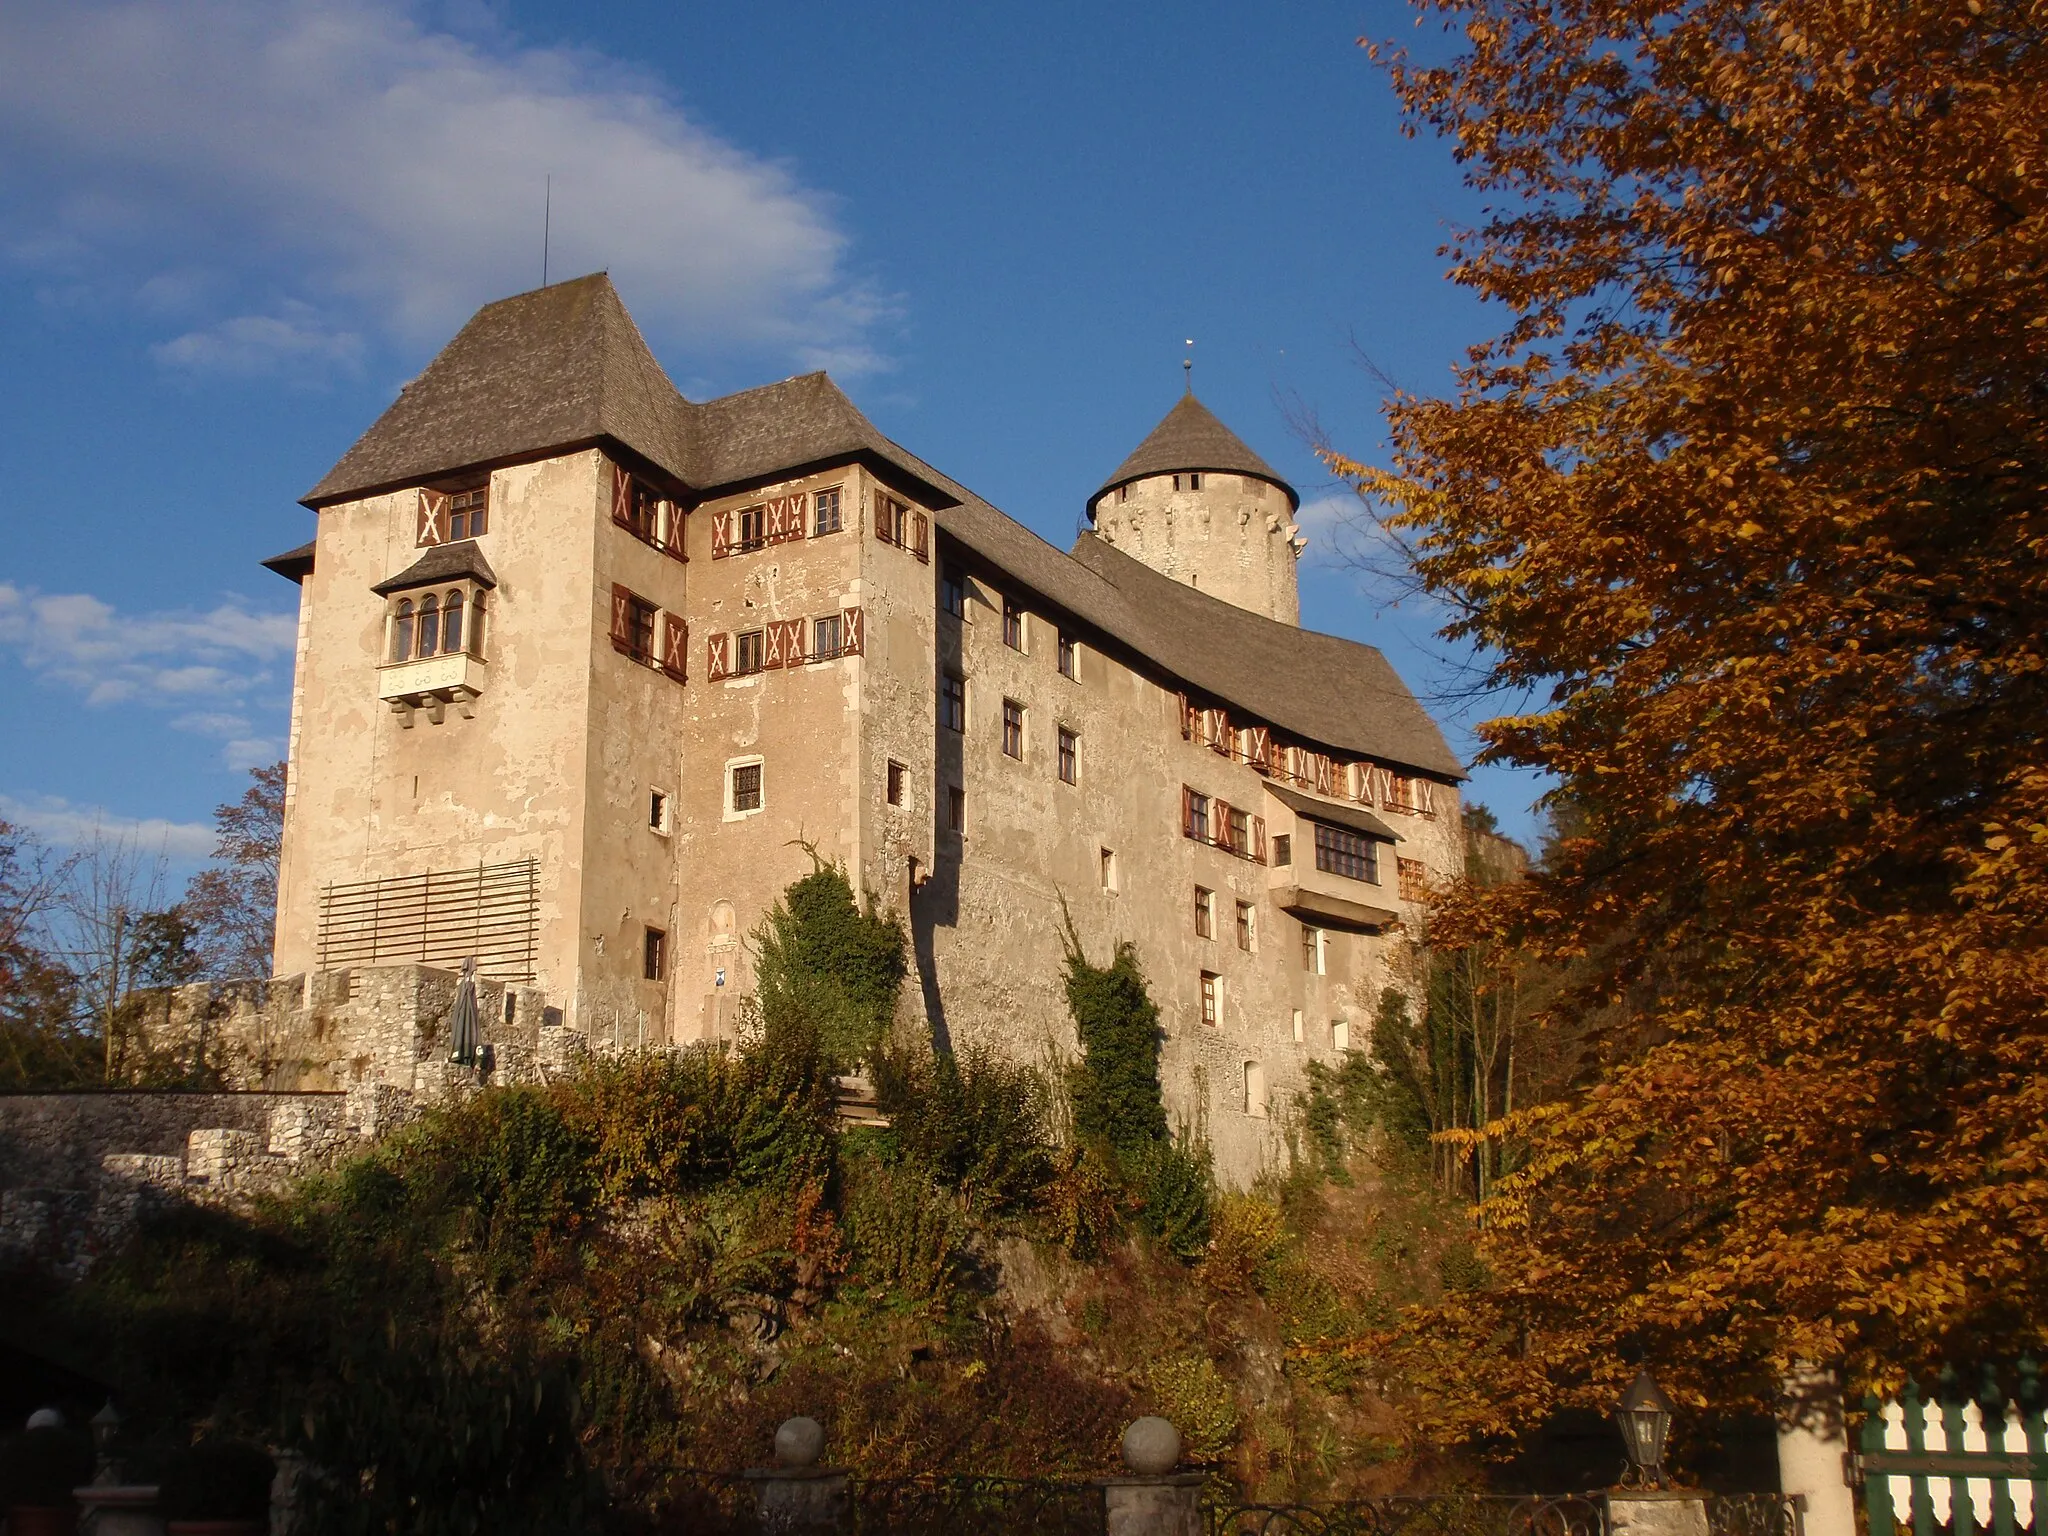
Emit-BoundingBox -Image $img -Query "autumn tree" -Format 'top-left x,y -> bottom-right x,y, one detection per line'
1332,0 -> 2048,1435
184,760 -> 286,979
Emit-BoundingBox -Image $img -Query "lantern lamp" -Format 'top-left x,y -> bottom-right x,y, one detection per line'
1615,1369 -> 1675,1486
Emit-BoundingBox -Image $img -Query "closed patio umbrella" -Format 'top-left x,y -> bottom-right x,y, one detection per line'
449,956 -> 480,1067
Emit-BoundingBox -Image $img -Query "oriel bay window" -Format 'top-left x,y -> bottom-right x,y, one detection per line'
373,541 -> 497,721
1313,822 -> 1379,884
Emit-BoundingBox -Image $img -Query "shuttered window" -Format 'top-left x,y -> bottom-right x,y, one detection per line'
735,630 -> 764,675
1398,857 -> 1428,902
813,613 -> 843,659
447,486 -> 488,540
813,486 -> 843,535
416,488 -> 449,547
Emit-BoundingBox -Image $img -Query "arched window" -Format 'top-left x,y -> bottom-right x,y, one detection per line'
391,599 -> 414,662
441,590 -> 464,655
415,593 -> 439,658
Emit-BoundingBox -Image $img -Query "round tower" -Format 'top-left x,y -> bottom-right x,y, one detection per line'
1086,392 -> 1303,625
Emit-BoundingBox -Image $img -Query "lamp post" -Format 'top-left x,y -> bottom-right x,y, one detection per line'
1615,1369 -> 1676,1488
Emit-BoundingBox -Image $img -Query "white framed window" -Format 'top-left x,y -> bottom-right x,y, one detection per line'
1291,1008 -> 1305,1043
1100,847 -> 1118,892
1332,1017 -> 1351,1052
725,756 -> 765,820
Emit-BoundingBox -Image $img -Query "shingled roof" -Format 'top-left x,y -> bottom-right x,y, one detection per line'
300,276 -> 1460,779
1087,393 -> 1299,515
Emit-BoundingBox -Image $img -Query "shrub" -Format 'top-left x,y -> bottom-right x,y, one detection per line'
1040,1143 -> 1126,1259
1061,928 -> 1168,1153
874,1046 -> 1054,1214
1144,1353 -> 1240,1463
842,1153 -> 965,1303
1199,1191 -> 1286,1297
753,857 -> 906,1068
158,1440 -> 274,1521
1131,1135 -> 1213,1262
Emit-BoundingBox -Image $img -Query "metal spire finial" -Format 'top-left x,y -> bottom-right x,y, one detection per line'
1183,339 -> 1194,392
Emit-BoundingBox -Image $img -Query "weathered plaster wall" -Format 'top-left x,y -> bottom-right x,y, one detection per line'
1092,472 -> 1301,625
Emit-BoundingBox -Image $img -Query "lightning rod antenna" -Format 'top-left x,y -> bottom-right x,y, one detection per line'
543,174 -> 552,288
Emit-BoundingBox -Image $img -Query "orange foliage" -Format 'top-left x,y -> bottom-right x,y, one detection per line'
1329,0 -> 2048,1438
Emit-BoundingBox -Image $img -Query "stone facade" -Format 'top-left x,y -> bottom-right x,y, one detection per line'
256,276 -> 1467,1186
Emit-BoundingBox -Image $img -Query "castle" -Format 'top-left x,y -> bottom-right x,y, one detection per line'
249,273 -> 1463,1181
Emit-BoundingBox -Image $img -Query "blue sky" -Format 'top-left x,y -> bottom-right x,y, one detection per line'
0,0 -> 1547,878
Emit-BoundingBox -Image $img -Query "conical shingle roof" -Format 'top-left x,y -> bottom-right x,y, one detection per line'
1088,393 -> 1298,515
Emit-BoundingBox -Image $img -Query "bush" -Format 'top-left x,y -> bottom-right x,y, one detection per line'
1040,1144 -> 1126,1259
874,1046 -> 1054,1214
0,1425 -> 93,1508
842,1153 -> 966,1303
753,858 -> 906,1068
1200,1191 -> 1286,1296
1131,1135 -> 1213,1262
158,1440 -> 274,1521
1144,1353 -> 1239,1463
1062,930 -> 1167,1153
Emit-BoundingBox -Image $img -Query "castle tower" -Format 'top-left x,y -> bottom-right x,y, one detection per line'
1086,393 -> 1303,625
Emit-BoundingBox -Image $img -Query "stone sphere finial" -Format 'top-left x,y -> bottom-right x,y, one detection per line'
1121,1416 -> 1182,1475
26,1407 -> 65,1431
774,1416 -> 826,1469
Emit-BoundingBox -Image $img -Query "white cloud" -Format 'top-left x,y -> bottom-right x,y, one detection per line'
0,0 -> 890,375
0,793 -> 215,860
0,582 -> 295,764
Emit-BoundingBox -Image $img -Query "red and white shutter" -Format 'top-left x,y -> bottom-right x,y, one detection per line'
711,509 -> 735,559
779,617 -> 807,666
1181,785 -> 1196,839
1372,766 -> 1394,807
1177,694 -> 1193,741
609,584 -> 633,654
1315,753 -> 1335,797
912,511 -> 930,563
763,622 -> 785,670
840,606 -> 864,656
1213,799 -> 1234,851
1251,815 -> 1268,865
661,613 -> 688,681
416,488 -> 448,547
1419,779 -> 1438,818
1248,726 -> 1271,771
707,632 -> 731,682
611,463 -> 634,529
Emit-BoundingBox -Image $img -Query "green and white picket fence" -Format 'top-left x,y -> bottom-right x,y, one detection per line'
1859,1363 -> 2048,1536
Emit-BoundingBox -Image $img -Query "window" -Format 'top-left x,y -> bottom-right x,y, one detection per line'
1244,1060 -> 1267,1118
448,485 -> 488,540
1272,833 -> 1292,867
1003,596 -> 1024,650
1172,474 -> 1182,491
649,789 -> 670,834
1236,900 -> 1253,951
730,761 -> 763,814
1189,472 -> 1203,490
947,785 -> 965,833
1398,857 -> 1428,902
941,567 -> 965,617
877,493 -> 909,546
940,673 -> 966,732
1332,1017 -> 1351,1052
1227,806 -> 1249,856
1185,789 -> 1211,844
628,481 -> 661,544
813,613 -> 844,660
643,927 -> 667,982
391,599 -> 414,663
1194,886 -> 1214,939
1302,923 -> 1324,975
1200,971 -> 1219,1027
887,760 -> 906,807
1291,1008 -> 1305,1044
1313,822 -> 1379,884
1386,773 -> 1424,814
417,593 -> 445,658
1100,848 -> 1118,892
813,486 -> 843,535
738,503 -> 766,552
1057,727 -> 1078,784
1116,484 -> 1129,503
441,591 -> 464,655
1058,631 -> 1077,679
1002,699 -> 1024,759
617,596 -> 656,664
734,629 -> 765,676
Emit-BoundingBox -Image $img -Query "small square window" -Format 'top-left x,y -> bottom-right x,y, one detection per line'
1058,631 -> 1077,679
447,485 -> 488,540
940,673 -> 966,732
1236,900 -> 1253,951
1194,886 -> 1214,939
1057,727 -> 1078,784
1291,1008 -> 1305,1043
887,760 -> 906,806
643,926 -> 667,982
1117,485 -> 1129,503
1100,848 -> 1118,892
1200,971 -> 1219,1027
1272,833 -> 1292,867
941,568 -> 965,618
813,486 -> 843,535
1188,472 -> 1203,490
735,629 -> 765,675
731,761 -> 763,814
1003,596 -> 1024,651
813,613 -> 843,660
947,784 -> 965,833
649,789 -> 670,834
1333,1017 -> 1351,1052
1002,699 -> 1024,759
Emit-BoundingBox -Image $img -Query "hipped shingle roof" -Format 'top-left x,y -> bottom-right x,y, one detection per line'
303,275 -> 1460,780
